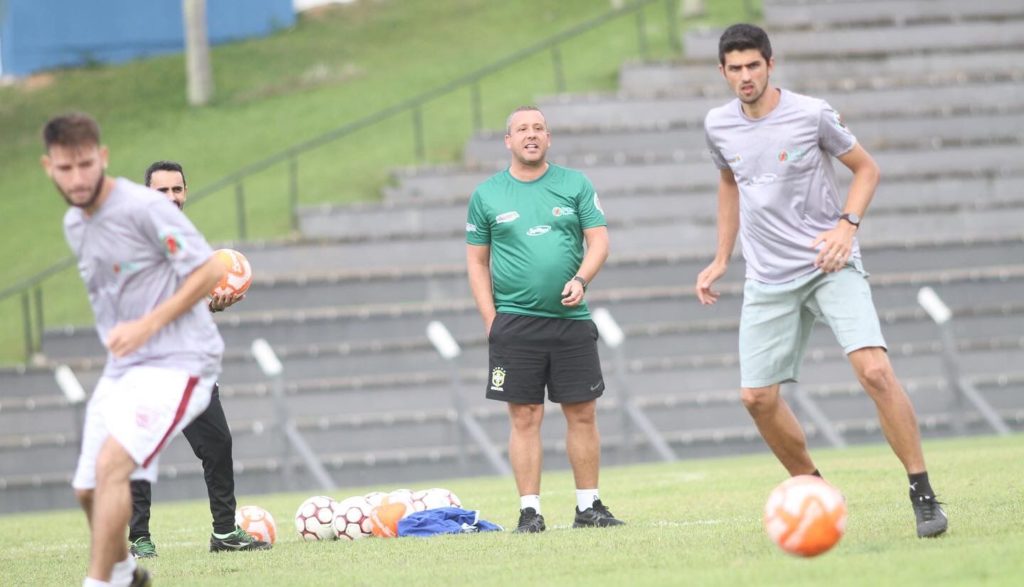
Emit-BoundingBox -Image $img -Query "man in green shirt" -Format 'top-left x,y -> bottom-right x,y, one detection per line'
466,106 -> 624,533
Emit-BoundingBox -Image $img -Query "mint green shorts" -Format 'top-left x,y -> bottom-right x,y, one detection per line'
739,261 -> 887,388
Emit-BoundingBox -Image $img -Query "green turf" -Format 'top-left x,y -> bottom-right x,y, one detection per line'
1,435 -> 1021,585
0,0 -> 757,365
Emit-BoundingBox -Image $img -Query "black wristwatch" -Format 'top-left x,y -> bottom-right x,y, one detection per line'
572,275 -> 588,291
839,212 -> 861,227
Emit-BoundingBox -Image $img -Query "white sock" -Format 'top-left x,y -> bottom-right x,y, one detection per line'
110,555 -> 137,587
576,489 -> 599,511
520,494 -> 541,514
83,579 -> 111,587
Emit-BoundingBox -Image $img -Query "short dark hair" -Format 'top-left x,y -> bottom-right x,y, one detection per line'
42,113 -> 101,151
718,23 -> 772,65
506,105 -> 546,135
144,160 -> 187,187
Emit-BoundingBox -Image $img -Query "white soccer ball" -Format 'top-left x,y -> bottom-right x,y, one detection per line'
295,495 -> 337,541
384,489 -> 415,517
332,496 -> 374,541
363,491 -> 388,508
415,487 -> 462,510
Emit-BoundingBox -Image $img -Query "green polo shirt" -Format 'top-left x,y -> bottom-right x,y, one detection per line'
466,163 -> 607,319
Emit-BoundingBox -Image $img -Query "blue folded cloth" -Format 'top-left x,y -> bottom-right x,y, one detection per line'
398,507 -> 504,537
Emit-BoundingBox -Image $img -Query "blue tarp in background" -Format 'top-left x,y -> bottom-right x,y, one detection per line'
0,0 -> 295,77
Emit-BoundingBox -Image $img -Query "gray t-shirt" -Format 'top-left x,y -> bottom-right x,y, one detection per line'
63,178 -> 223,379
704,89 -> 859,284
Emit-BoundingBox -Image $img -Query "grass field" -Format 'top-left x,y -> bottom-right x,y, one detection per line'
1,435 -> 1021,586
0,0 -> 755,365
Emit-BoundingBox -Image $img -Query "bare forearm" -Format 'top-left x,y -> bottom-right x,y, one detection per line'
842,165 -> 880,217
576,228 -> 609,283
467,261 -> 496,325
713,183 -> 740,265
147,257 -> 224,332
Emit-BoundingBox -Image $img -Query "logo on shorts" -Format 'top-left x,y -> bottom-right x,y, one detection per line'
490,366 -> 506,391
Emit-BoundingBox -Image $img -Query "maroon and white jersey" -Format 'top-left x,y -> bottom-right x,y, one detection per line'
63,178 -> 223,378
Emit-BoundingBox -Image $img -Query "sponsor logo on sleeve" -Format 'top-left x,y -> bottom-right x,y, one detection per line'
495,211 -> 520,224
593,193 -> 604,215
158,229 -> 186,259
834,111 -> 847,130
466,222 -> 478,233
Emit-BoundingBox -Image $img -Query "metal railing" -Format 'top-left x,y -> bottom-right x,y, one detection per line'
1,0 -> 686,365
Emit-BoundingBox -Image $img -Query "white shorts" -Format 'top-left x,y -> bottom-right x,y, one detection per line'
71,366 -> 215,490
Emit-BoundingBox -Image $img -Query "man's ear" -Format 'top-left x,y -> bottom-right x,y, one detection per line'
40,154 -> 52,176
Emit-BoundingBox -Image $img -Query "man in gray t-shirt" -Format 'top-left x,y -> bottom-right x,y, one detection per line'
695,24 -> 947,539
42,113 -> 226,587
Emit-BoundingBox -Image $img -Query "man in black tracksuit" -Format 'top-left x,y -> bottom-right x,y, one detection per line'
127,161 -> 271,556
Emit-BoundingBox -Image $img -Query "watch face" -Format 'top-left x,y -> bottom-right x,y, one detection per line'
844,213 -> 860,225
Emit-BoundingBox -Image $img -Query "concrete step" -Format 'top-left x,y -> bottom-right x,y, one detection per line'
762,0 -> 1024,30
459,111 -> 1024,172
531,81 -> 1024,134
31,235 -> 1024,363
684,21 -> 1024,61
305,171 -> 1024,241
619,49 -> 1024,98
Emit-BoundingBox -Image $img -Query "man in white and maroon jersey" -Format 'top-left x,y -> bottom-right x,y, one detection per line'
41,112 -> 226,587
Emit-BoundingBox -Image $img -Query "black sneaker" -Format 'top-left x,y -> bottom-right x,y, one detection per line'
209,526 -> 273,552
911,493 -> 948,538
129,536 -> 157,559
513,507 -> 546,533
573,499 -> 625,528
130,566 -> 153,587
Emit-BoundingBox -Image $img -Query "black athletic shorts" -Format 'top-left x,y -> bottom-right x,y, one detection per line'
486,312 -> 605,404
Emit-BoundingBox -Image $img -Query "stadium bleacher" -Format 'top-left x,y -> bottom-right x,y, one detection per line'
3,0 -> 1023,514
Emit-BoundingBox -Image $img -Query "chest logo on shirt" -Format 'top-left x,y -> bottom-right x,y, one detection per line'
527,225 -> 551,236
728,154 -> 742,164
495,211 -> 520,224
113,261 -> 142,276
552,207 -> 575,217
778,148 -> 807,163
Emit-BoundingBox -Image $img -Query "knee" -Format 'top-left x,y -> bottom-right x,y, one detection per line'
509,404 -> 544,432
563,401 -> 597,427
858,362 -> 897,394
741,386 -> 779,415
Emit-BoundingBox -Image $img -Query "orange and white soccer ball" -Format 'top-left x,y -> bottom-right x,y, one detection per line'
235,505 -> 277,544
211,248 -> 253,297
370,501 -> 407,538
764,475 -> 847,557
